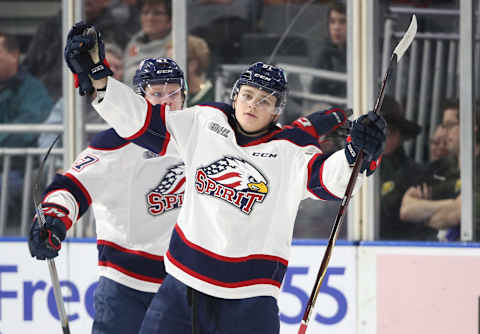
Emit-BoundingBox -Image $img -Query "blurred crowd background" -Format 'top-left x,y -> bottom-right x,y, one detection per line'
0,0 -> 478,243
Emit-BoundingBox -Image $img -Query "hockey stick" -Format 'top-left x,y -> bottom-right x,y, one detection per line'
32,134 -> 71,334
297,15 -> 417,334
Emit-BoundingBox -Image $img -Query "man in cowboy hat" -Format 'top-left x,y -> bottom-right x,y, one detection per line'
379,95 -> 437,240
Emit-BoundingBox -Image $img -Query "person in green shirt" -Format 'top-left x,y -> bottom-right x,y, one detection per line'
400,99 -> 467,241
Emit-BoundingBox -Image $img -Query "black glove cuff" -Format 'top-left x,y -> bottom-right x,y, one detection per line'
90,62 -> 113,80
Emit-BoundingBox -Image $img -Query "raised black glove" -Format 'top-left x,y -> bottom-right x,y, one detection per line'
64,21 -> 113,96
28,203 -> 70,260
344,111 -> 386,176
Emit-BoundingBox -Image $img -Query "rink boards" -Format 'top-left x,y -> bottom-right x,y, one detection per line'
0,238 -> 479,334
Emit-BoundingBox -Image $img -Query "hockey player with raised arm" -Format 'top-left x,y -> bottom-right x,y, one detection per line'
28,57 -> 189,334
62,23 -> 386,334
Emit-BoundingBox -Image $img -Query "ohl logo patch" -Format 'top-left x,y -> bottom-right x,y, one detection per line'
146,163 -> 185,216
195,156 -> 268,214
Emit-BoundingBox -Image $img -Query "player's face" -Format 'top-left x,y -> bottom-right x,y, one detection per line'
442,108 -> 460,156
234,85 -> 278,134
329,10 -> 346,47
144,82 -> 183,111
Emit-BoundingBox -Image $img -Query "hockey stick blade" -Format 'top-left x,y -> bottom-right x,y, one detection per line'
297,15 -> 417,334
32,135 -> 70,334
393,15 -> 417,63
374,14 -> 417,114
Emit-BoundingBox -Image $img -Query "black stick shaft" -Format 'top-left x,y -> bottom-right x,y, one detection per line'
298,54 -> 397,334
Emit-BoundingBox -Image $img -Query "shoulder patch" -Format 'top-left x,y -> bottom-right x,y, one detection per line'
382,181 -> 395,195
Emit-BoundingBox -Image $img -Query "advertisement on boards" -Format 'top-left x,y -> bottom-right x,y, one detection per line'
0,239 -> 357,334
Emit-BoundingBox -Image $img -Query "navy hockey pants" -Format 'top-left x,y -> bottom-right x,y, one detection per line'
139,275 -> 280,334
92,276 -> 155,334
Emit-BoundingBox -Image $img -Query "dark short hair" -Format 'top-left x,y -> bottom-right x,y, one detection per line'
441,98 -> 460,120
0,32 -> 19,53
141,0 -> 171,19
328,1 -> 346,17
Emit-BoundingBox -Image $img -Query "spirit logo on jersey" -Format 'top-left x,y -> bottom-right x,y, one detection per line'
195,156 -> 268,214
146,163 -> 185,216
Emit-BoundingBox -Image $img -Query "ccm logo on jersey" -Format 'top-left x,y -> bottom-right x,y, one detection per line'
195,156 -> 268,214
208,121 -> 231,138
252,152 -> 277,158
147,163 -> 185,215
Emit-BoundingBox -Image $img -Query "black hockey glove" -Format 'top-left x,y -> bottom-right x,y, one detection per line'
344,111 -> 386,176
28,203 -> 70,260
64,21 -> 113,96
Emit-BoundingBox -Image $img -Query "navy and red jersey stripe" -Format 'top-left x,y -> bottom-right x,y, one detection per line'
89,128 -> 129,150
118,102 -> 171,155
306,153 -> 342,200
43,173 -> 92,219
167,224 -> 288,288
98,240 -> 166,284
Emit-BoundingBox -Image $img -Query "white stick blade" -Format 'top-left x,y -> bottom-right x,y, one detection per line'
393,14 -> 417,62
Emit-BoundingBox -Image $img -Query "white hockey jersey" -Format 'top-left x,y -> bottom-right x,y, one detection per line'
42,129 -> 184,293
92,77 -> 364,299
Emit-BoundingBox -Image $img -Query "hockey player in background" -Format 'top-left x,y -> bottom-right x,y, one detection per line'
61,22 -> 386,333
28,57 -> 189,334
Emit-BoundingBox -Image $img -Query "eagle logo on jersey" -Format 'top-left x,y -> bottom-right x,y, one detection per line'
195,156 -> 268,214
146,163 -> 185,216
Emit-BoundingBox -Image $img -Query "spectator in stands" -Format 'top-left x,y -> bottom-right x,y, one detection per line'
0,32 -> 53,146
104,42 -> 125,83
311,1 -> 347,98
167,35 -> 215,106
37,42 -> 124,149
0,32 -> 53,231
22,0 -> 129,102
123,0 -> 172,88
400,99 -> 466,241
426,105 -> 480,241
429,124 -> 449,162
379,96 -> 437,240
